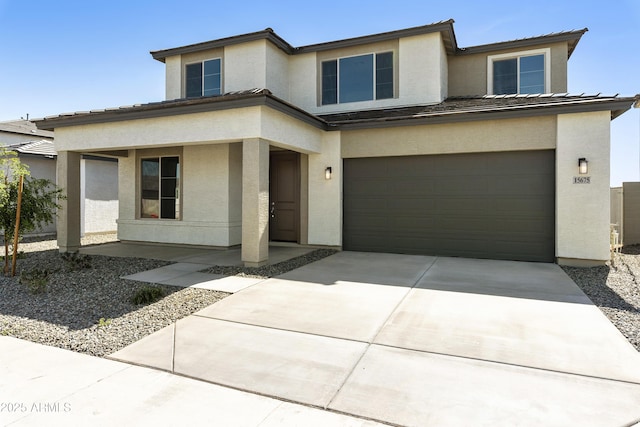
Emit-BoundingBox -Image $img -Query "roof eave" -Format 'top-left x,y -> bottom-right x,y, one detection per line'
457,28 -> 588,58
151,29 -> 295,63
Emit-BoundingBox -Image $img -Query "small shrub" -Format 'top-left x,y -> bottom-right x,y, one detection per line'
19,268 -> 50,294
97,317 -> 112,327
130,286 -> 165,305
61,252 -> 91,271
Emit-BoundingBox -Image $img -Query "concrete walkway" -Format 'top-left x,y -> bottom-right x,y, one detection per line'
0,336 -> 383,426
107,252 -> 640,426
3,249 -> 640,426
82,242 -> 315,293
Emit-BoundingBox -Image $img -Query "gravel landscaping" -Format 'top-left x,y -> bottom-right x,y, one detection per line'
562,246 -> 640,352
0,234 -> 230,357
0,234 -> 337,357
1,233 -> 638,357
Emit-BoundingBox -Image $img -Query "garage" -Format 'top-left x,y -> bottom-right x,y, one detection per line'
343,150 -> 555,262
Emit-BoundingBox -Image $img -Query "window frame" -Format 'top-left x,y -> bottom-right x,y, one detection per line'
184,57 -> 222,98
321,51 -> 395,105
139,155 -> 181,220
487,48 -> 550,95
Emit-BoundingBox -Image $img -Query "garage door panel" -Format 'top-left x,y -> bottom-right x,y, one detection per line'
343,150 -> 555,262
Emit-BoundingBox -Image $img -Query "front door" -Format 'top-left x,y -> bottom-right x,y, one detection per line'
269,151 -> 300,242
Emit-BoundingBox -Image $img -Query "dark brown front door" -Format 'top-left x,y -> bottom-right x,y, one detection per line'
269,151 -> 300,242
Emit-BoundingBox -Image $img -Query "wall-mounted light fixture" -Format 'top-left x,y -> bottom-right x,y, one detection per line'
578,158 -> 588,174
325,167 -> 332,180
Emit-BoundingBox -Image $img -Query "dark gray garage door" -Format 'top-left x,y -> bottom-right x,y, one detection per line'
343,150 -> 555,262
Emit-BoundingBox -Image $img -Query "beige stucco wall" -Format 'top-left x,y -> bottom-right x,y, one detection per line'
556,111 -> 611,263
448,42 -> 569,96
289,53 -> 318,113
225,40 -> 266,93
81,158 -> 118,234
265,43 -> 290,101
259,107 -> 323,153
118,144 -> 242,246
341,116 -> 557,158
165,56 -> 182,100
307,132 -> 342,246
53,106 -> 323,155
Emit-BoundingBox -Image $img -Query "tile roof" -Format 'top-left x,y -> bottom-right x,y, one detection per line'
33,89 -> 327,131
0,119 -> 54,138
33,92 -> 639,132
6,139 -> 56,158
319,94 -> 640,128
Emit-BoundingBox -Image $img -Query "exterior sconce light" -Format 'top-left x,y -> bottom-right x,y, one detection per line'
578,158 -> 588,174
325,167 -> 332,180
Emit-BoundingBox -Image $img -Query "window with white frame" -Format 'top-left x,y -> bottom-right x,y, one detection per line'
488,49 -> 550,95
141,156 -> 180,219
186,58 -> 221,98
321,52 -> 393,105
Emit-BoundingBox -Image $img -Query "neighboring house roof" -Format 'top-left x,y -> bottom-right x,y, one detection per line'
33,90 -> 639,132
6,139 -> 56,158
150,20 -> 585,62
0,119 -> 54,139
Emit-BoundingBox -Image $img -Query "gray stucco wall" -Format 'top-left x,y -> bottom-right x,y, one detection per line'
623,182 -> 640,245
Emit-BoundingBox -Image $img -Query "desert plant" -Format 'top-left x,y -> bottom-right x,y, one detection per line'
60,252 -> 91,271
130,285 -> 165,305
19,268 -> 50,294
97,317 -> 112,327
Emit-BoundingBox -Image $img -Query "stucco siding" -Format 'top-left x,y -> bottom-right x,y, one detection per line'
54,108 -> 263,152
265,43 -> 290,101
623,182 -> 640,245
81,158 -> 118,234
289,53 -> 318,113
307,132 -> 342,246
556,111 -> 611,263
259,107 -> 323,153
448,42 -> 569,97
398,32 -> 445,105
225,40 -> 267,93
118,144 -> 241,246
341,116 -> 557,158
165,56 -> 182,100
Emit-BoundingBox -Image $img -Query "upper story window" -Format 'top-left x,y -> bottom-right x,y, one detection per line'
322,52 -> 393,105
488,49 -> 550,95
186,58 -> 221,98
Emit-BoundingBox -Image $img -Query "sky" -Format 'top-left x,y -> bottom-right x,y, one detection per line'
0,0 -> 638,185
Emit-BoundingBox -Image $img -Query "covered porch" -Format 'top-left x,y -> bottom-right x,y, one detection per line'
35,91 -> 342,267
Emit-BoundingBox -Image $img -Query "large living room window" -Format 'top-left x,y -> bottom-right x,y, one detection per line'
488,49 -> 549,95
322,52 -> 393,105
186,58 -> 221,98
141,156 -> 180,219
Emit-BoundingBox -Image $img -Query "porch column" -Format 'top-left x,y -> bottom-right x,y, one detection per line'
241,138 -> 269,267
57,151 -> 81,253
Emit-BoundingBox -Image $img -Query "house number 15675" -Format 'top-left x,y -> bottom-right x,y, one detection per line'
573,176 -> 591,184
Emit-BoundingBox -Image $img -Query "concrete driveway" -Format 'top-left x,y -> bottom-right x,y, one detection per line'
111,252 -> 640,426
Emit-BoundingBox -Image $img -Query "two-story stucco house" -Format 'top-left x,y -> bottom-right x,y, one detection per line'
34,20 -> 638,266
